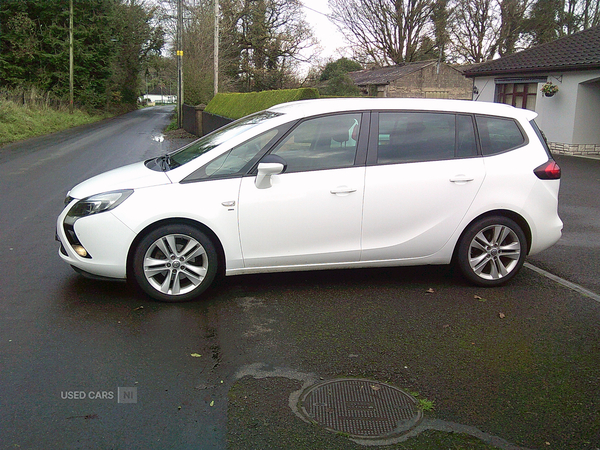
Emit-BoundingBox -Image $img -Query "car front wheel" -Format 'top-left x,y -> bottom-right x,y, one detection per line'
457,216 -> 527,287
132,224 -> 218,302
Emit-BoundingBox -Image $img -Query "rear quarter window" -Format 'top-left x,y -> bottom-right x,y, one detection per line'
530,120 -> 553,158
476,115 -> 525,155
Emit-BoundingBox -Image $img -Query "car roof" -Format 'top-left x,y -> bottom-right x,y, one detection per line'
267,98 -> 538,122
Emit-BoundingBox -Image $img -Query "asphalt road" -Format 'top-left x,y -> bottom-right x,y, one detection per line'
1,107 -> 599,450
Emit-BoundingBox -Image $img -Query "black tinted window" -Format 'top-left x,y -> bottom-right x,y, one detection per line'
377,112 -> 458,164
270,113 -> 361,172
476,116 -> 525,155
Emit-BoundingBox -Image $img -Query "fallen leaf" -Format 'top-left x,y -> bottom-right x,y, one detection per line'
210,400 -> 215,407
371,385 -> 381,391
499,312 -> 506,319
190,353 -> 202,358
426,288 -> 435,293
474,295 -> 486,302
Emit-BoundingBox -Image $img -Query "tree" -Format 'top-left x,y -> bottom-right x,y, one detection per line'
182,0 -> 218,104
523,0 -> 600,45
494,0 -> 530,57
317,57 -> 362,96
329,0 -> 435,65
430,0 -> 450,60
449,0 -> 500,63
109,1 -> 164,106
0,0 -> 164,110
220,0 -> 315,92
319,57 -> 362,81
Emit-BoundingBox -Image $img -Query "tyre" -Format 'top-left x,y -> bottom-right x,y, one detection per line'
132,224 -> 218,302
456,216 -> 527,287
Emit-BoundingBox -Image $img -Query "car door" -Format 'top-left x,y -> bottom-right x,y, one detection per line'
361,111 -> 486,261
238,112 -> 368,268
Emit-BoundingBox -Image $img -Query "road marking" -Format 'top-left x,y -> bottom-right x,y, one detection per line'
524,262 -> 600,303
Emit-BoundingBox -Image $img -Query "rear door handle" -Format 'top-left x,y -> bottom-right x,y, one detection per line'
450,175 -> 474,184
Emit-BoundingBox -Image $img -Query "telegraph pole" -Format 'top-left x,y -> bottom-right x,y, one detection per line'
177,0 -> 184,128
214,0 -> 219,95
69,0 -> 74,114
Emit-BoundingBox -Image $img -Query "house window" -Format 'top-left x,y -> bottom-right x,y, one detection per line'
496,83 -> 537,110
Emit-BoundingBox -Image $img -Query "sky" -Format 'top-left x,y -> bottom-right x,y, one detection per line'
300,0 -> 349,64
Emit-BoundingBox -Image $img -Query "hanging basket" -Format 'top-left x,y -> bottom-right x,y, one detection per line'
541,82 -> 559,97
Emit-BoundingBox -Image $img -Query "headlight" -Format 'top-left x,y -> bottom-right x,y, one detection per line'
65,189 -> 133,224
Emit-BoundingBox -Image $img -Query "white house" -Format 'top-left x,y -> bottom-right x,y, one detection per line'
139,87 -> 177,105
464,26 -> 600,156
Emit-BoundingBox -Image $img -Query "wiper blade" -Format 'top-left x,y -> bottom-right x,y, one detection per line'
156,154 -> 172,171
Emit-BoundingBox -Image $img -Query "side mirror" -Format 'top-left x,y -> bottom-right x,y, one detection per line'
255,155 -> 287,189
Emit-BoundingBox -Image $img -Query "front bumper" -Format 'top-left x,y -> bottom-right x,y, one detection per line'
56,203 -> 136,280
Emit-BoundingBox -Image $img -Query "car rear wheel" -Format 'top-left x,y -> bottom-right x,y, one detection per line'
457,216 -> 527,287
132,224 -> 218,302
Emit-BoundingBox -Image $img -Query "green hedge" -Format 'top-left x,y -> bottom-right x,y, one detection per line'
204,88 -> 319,120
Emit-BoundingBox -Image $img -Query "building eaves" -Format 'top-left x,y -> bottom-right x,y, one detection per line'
464,25 -> 600,77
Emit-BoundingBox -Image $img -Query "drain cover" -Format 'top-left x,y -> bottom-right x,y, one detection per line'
299,379 -> 422,439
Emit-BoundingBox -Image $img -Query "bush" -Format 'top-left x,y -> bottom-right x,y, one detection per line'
204,88 -> 319,120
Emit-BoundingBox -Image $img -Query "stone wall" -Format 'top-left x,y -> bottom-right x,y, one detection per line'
550,142 -> 600,156
386,64 -> 473,100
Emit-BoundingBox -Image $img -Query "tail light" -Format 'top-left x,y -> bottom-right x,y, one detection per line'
534,160 -> 561,180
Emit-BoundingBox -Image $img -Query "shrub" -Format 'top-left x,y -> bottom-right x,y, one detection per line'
204,88 -> 319,120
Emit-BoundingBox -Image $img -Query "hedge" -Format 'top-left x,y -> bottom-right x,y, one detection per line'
204,88 -> 319,120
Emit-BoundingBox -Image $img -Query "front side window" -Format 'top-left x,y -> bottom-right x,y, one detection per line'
169,111 -> 282,167
197,129 -> 280,180
269,113 -> 361,172
377,112 -> 462,164
476,116 -> 525,156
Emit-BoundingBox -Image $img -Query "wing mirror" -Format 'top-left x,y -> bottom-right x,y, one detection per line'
255,155 -> 287,189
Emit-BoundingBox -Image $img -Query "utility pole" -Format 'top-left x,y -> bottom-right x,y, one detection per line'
177,0 -> 184,128
214,0 -> 219,95
69,0 -> 74,114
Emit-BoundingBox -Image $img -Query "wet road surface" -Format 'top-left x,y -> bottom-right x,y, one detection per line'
1,108 -> 599,449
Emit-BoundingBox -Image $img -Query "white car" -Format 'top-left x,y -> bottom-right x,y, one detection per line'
57,98 -> 562,302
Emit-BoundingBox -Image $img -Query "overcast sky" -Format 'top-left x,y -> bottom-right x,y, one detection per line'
301,0 -> 349,63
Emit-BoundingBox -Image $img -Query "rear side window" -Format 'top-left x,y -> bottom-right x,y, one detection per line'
476,116 -> 525,155
377,112 -> 455,163
376,112 -> 477,164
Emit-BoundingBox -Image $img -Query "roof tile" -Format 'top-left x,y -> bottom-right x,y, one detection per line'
464,25 -> 600,76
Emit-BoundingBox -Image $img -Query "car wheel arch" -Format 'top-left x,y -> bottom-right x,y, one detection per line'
452,209 -> 532,263
126,218 -> 226,281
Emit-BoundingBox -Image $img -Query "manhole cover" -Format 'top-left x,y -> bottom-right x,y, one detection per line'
299,379 -> 422,439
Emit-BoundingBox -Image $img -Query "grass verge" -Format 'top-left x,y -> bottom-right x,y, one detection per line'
0,100 -> 110,146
